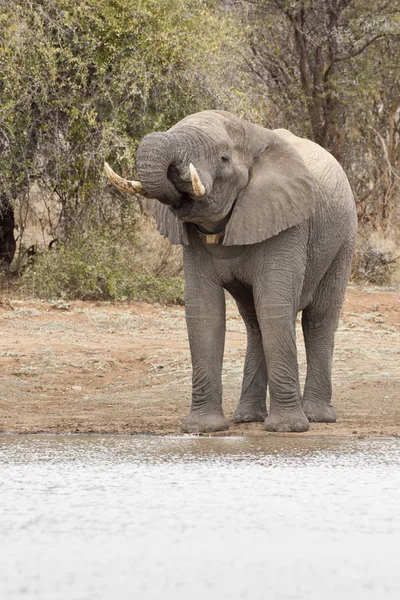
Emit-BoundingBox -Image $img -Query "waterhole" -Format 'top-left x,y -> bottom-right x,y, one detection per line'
1,435 -> 399,599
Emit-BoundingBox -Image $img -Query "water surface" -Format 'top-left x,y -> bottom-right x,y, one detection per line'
1,435 -> 400,599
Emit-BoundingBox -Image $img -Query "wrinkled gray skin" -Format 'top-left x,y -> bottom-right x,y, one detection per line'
133,110 -> 357,433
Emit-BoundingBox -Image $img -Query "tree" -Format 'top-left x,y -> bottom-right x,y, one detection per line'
0,0 -> 250,249
237,0 -> 400,222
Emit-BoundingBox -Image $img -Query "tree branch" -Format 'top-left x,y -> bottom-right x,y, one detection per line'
369,125 -> 400,183
332,34 -> 391,65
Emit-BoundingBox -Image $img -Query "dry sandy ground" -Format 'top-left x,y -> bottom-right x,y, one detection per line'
0,287 -> 399,437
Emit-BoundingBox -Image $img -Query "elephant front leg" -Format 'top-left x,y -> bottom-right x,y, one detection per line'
181,281 -> 229,434
257,300 -> 309,433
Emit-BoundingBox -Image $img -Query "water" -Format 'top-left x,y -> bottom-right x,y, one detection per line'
1,435 -> 400,600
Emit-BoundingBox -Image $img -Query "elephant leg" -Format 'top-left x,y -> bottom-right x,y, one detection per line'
181,276 -> 229,434
255,294 -> 309,433
302,243 -> 354,423
226,286 -> 268,423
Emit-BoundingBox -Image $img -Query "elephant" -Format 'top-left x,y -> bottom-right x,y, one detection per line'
104,110 -> 357,433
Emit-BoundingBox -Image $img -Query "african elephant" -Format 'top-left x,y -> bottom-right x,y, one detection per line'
105,110 -> 357,433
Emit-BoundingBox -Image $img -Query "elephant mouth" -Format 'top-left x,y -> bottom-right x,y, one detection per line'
171,192 -> 238,232
170,194 -> 197,219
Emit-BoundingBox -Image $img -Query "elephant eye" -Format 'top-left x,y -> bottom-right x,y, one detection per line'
220,154 -> 230,163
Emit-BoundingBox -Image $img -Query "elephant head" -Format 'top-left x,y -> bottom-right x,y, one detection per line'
105,110 -> 316,245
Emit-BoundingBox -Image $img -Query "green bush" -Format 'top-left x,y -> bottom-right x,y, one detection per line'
20,230 -> 184,304
1,0 -> 251,242
123,274 -> 184,305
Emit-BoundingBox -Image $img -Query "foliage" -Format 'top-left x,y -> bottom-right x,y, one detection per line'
0,0 -> 251,240
125,274 -> 185,304
351,240 -> 399,285
20,227 -> 185,303
1,0 -> 399,293
238,0 -> 400,225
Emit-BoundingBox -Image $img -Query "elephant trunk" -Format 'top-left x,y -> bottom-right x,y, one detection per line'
135,132 -> 184,206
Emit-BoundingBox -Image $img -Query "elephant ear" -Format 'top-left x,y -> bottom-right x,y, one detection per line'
148,200 -> 189,245
223,132 -> 316,246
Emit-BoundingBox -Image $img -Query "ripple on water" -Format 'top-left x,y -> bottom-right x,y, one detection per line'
1,435 -> 400,600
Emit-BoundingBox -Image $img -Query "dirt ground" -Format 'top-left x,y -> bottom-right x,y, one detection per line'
0,286 -> 399,437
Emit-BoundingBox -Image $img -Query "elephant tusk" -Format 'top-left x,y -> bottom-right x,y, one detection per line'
189,163 -> 206,197
104,162 -> 150,197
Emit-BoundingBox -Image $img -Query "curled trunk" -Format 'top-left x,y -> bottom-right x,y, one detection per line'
136,132 -> 184,206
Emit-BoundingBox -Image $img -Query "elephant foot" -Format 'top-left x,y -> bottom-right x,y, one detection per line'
264,407 -> 309,433
303,400 -> 336,423
181,412 -> 230,434
233,402 -> 267,424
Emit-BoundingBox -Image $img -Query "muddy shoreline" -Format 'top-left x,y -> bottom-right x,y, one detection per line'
1,287 -> 399,436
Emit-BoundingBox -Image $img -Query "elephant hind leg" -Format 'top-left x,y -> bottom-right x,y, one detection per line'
226,284 -> 268,424
302,242 -> 354,423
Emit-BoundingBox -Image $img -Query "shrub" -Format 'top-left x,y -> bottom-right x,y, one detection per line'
351,227 -> 400,286
1,0 -> 252,249
20,229 -> 184,304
